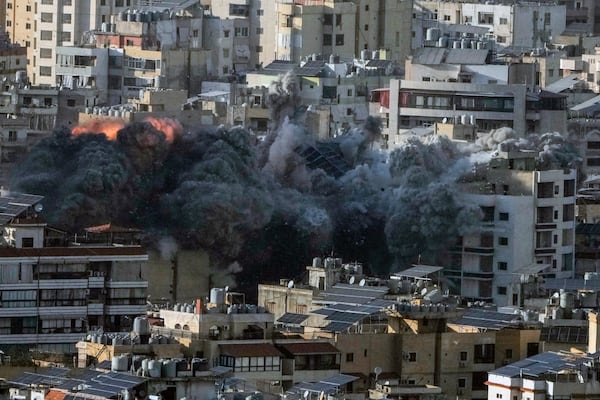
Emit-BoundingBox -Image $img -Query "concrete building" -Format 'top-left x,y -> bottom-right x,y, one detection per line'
487,311 -> 600,400
451,151 -> 577,306
412,0 -> 566,51
0,192 -> 148,362
369,79 -> 567,149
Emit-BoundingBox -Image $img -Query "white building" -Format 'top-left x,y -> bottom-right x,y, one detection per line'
452,151 -> 577,306
413,0 -> 566,51
0,193 -> 149,357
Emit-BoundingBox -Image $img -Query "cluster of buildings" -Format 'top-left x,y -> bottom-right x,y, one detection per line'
0,145 -> 597,400
8,1 -> 600,400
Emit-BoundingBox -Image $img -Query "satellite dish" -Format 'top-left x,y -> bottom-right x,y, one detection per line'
374,366 -> 382,382
303,391 -> 309,399
349,276 -> 355,285
287,280 -> 295,289
359,279 -> 366,287
34,203 -> 43,213
224,286 -> 229,292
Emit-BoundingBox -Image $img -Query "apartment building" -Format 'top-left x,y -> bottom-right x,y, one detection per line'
369,78 -> 567,148
0,192 -> 149,360
450,151 -> 577,306
413,0 -> 566,51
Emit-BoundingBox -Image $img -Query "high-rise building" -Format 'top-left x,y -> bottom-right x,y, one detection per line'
450,151 -> 577,306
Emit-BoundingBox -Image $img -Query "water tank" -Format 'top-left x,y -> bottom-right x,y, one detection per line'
148,360 -> 162,377
552,307 -> 564,320
312,257 -> 322,268
452,40 -> 460,49
560,292 -> 575,309
360,49 -> 370,60
119,11 -> 126,21
573,308 -> 585,320
324,257 -> 334,269
126,11 -> 133,21
162,360 -> 177,378
585,272 -> 600,281
426,27 -> 441,42
133,316 -> 151,336
141,358 -> 149,375
210,288 -> 225,305
460,39 -> 469,49
437,36 -> 448,48
112,355 -> 128,372
372,50 -> 380,60
101,22 -> 108,32
460,115 -> 468,125
470,115 -> 476,125
159,336 -> 168,344
130,10 -> 138,22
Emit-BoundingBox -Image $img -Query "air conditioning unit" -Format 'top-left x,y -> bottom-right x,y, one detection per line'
459,361 -> 467,368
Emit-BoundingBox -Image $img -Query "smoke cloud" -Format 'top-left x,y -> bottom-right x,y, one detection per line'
10,78 -> 583,293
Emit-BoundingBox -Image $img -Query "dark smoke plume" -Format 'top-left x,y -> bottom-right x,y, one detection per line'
11,78 -> 583,294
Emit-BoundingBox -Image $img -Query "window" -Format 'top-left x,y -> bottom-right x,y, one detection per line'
474,344 -> 495,363
41,13 -> 53,23
481,206 -> 495,222
497,262 -> 507,271
323,34 -> 332,46
234,27 -> 248,37
460,351 -> 467,361
67,99 -> 76,107
40,48 -> 52,59
499,212 -> 509,221
564,180 -> 575,197
346,353 -> 354,362
499,17 -> 508,24
497,286 -> 507,295
323,14 -> 333,25
544,12 -> 551,24
63,14 -> 72,24
7,3 -> 11,9
458,378 -> 466,388
40,31 -> 52,40
408,352 -> 417,362
538,182 -> 554,198
336,14 -> 342,26
21,237 -> 34,248
335,34 -> 344,46
223,48 -> 229,58
322,86 -> 337,99
26,23 -> 31,30
365,4 -> 369,11
444,15 -> 450,21
6,21 -> 11,27
496,36 -> 507,44
257,9 -> 263,15
223,30 -> 230,38
39,66 -> 52,76
256,27 -> 263,34
26,5 -> 31,11
256,46 -> 263,53
364,24 -> 368,31
229,4 -> 249,16
61,32 -> 71,42
499,237 -> 508,246
563,204 -> 574,221
41,0 -> 53,4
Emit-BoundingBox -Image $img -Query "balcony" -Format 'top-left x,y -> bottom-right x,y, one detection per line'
463,247 -> 494,255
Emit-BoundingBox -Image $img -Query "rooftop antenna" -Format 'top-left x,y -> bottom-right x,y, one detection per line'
359,278 -> 366,287
349,276 -> 355,285
287,280 -> 295,289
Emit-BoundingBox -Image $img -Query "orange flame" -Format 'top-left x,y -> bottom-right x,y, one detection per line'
144,117 -> 182,143
71,117 -> 182,142
71,118 -> 126,140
